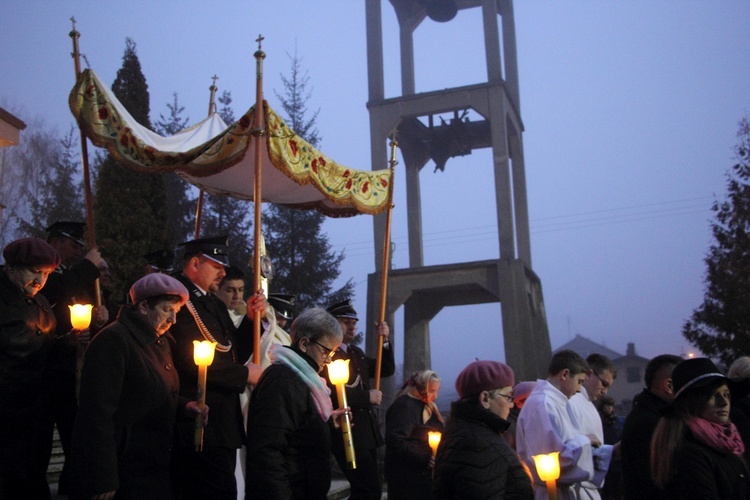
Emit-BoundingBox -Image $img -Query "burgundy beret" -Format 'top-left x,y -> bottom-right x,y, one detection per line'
129,273 -> 189,306
3,237 -> 61,268
455,360 -> 515,399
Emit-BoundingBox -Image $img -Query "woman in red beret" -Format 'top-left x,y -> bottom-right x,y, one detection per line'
433,360 -> 533,499
70,273 -> 208,499
385,369 -> 445,499
0,237 -> 61,498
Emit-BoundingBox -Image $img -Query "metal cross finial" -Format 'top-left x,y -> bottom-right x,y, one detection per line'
210,74 -> 219,89
70,16 -> 76,30
256,34 -> 264,50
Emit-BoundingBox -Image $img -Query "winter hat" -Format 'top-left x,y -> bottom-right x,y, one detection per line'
455,360 -> 515,399
3,237 -> 61,268
129,273 -> 189,306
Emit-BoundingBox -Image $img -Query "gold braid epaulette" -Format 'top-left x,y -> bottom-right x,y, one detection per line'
186,300 -> 232,352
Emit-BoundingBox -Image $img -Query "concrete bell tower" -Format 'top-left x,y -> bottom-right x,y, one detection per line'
364,0 -> 551,381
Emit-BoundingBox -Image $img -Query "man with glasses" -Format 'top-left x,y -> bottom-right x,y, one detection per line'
569,353 -> 618,499
324,299 -> 393,500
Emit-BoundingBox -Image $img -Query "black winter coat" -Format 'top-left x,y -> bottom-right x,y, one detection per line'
170,274 -> 248,450
0,268 -> 58,499
433,400 -> 533,500
662,430 -> 750,500
384,394 -> 444,499
246,347 -> 333,500
0,268 -> 57,403
70,306 -> 180,499
620,389 -> 668,500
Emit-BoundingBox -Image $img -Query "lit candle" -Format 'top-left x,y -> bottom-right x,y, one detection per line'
328,358 -> 356,469
69,303 -> 93,330
193,340 -> 217,451
532,452 -> 560,500
428,431 -> 441,457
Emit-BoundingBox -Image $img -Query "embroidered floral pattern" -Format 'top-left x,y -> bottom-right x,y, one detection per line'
69,69 -> 393,216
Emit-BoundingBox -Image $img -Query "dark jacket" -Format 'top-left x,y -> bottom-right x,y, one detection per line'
245,347 -> 333,500
433,400 -> 533,500
70,306 -> 180,499
0,268 -> 57,404
385,394 -> 444,499
170,273 -> 248,450
325,342 -> 395,450
620,389 -> 669,500
663,430 -> 750,500
0,269 -> 58,499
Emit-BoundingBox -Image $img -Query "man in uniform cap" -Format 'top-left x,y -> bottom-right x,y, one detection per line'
324,299 -> 394,500
268,293 -> 295,330
40,221 -> 107,494
143,248 -> 175,275
0,238 -> 61,497
169,235 -> 266,499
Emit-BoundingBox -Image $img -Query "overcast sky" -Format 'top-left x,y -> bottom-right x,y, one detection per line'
2,1 -> 749,388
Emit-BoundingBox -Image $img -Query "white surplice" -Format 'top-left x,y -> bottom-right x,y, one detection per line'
569,390 -> 614,498
516,379 -> 597,500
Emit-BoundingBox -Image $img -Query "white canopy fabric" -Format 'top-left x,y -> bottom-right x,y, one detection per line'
69,69 -> 392,217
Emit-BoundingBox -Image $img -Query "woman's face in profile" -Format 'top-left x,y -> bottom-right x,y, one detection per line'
700,383 -> 731,424
423,379 -> 441,404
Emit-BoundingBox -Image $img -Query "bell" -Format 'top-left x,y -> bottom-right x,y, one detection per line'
426,0 -> 458,22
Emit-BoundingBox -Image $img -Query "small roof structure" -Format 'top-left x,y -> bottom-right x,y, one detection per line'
0,106 -> 26,147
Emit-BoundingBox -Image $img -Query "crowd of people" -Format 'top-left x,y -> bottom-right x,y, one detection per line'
3,222 -> 750,500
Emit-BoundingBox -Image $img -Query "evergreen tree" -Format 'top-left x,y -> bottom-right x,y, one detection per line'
94,38 -> 170,303
16,125 -> 85,238
200,90 -> 253,267
153,92 -> 195,243
683,117 -> 750,365
265,48 -> 354,309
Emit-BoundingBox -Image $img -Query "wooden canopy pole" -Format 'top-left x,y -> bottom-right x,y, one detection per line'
251,36 -> 266,365
69,17 -> 101,308
193,75 -> 219,239
374,133 -> 398,390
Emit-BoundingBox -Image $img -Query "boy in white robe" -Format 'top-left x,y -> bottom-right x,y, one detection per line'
517,350 -> 601,500
569,354 -> 617,499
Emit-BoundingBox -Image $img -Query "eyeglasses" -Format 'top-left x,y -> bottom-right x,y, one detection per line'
492,390 -> 514,403
594,372 -> 611,389
310,338 -> 337,359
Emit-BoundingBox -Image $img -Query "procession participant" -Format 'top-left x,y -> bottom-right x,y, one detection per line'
70,273 -> 207,499
325,299 -> 394,500
0,237 -> 60,498
215,265 -> 287,496
651,357 -> 750,498
143,248 -> 175,275
620,354 -> 681,500
268,293 -> 296,331
385,370 -> 444,499
246,307 -> 348,499
569,354 -> 618,499
516,350 -> 601,500
41,220 -> 106,495
168,235 -> 265,500
433,360 -> 533,499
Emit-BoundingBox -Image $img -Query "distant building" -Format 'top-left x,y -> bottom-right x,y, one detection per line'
0,106 -> 26,147
554,335 -> 655,416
